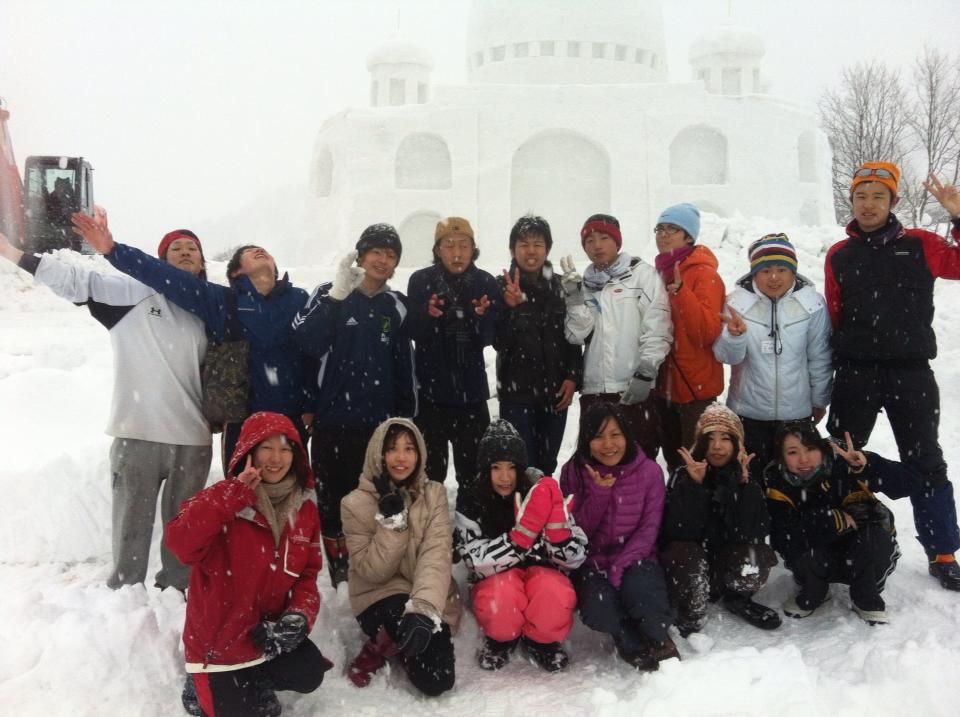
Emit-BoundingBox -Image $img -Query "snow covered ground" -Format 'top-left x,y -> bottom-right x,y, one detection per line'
2,215 -> 959,716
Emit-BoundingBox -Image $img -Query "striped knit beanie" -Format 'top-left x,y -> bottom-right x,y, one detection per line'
748,233 -> 797,275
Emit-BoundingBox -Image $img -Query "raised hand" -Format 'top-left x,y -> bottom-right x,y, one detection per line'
923,173 -> 960,218
736,446 -> 756,484
472,294 -> 491,316
237,455 -> 262,490
554,378 -> 576,411
585,462 -> 616,488
677,447 -> 707,484
71,211 -> 115,254
666,264 -> 683,294
501,268 -> 525,307
329,251 -> 365,301
719,306 -> 747,337
830,431 -> 867,472
427,293 -> 445,317
559,255 -> 583,298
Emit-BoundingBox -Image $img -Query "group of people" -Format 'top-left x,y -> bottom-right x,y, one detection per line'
2,160 -> 960,716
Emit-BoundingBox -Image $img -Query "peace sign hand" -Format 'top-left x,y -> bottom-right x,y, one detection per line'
237,455 -> 262,490
666,264 -> 683,295
719,306 -> 747,337
736,446 -> 756,484
830,431 -> 867,473
502,268 -> 526,307
585,463 -> 616,488
677,447 -> 708,484
472,294 -> 491,316
923,173 -> 960,218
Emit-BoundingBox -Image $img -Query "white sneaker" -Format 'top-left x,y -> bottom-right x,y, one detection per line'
783,593 -> 830,618
853,604 -> 889,625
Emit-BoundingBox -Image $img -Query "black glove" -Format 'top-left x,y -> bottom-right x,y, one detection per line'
249,612 -> 309,657
396,612 -> 435,657
373,473 -> 404,518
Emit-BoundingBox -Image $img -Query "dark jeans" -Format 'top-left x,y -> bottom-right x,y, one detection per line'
787,526 -> 900,611
499,401 -> 568,475
829,361 -> 960,555
311,425 -> 375,537
193,639 -> 329,717
574,562 -> 674,651
580,393 -> 660,461
415,399 -> 490,501
660,541 -> 777,630
358,594 -> 456,697
654,397 -> 716,474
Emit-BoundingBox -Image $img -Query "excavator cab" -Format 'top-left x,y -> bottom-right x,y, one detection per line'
24,156 -> 95,253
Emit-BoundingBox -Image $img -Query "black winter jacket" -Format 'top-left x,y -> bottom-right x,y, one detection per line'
494,261 -> 582,406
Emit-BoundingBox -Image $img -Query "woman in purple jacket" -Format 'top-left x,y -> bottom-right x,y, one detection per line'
559,402 -> 676,671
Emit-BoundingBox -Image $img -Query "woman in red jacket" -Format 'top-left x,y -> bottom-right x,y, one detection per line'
167,411 -> 331,717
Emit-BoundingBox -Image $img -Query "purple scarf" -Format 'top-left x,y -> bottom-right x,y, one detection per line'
655,245 -> 695,282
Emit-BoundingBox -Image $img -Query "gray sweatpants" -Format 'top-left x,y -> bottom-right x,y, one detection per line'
107,438 -> 212,591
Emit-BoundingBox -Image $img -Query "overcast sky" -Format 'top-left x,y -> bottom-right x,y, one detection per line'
2,0 -> 957,254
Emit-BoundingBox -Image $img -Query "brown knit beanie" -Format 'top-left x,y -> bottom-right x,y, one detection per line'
695,403 -> 745,445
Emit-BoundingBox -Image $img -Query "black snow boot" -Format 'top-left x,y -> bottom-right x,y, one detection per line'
477,636 -> 517,671
520,636 -> 569,672
181,674 -> 202,716
929,556 -> 960,591
723,593 -> 782,630
614,638 -> 658,672
254,678 -> 282,717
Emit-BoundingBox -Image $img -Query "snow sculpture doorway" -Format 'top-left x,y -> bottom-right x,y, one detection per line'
399,209 -> 443,268
670,126 -> 727,185
395,133 -> 452,189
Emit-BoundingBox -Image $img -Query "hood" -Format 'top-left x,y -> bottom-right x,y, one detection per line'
360,417 -> 429,491
679,244 -> 719,271
227,411 -> 313,489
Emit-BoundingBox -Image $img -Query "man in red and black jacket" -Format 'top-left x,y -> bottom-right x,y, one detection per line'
824,162 -> 960,591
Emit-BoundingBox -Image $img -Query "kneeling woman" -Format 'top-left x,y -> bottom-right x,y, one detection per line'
166,411 -> 330,717
341,418 -> 460,696
659,403 -> 781,635
455,420 -> 586,672
559,402 -> 676,671
766,422 -> 901,624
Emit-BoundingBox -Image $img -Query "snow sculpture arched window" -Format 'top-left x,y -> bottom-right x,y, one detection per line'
670,126 -> 727,185
398,210 -> 443,267
798,130 -> 817,182
395,134 -> 452,190
511,130 -> 611,258
314,145 -> 333,197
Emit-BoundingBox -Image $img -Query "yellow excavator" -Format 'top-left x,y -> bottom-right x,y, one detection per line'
1,97 -> 96,253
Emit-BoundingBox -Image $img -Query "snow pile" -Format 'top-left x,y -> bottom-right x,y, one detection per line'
1,218 -> 959,716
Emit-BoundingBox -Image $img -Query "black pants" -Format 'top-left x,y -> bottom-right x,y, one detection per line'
311,425 -> 375,537
787,526 -> 900,611
193,639 -> 329,717
357,594 -> 456,697
829,362 -> 960,555
580,393 -> 661,462
660,541 -> 777,630
574,562 -> 674,652
738,416 -> 789,486
415,399 -> 489,501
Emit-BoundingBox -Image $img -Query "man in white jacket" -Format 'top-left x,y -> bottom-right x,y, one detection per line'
0,222 -> 212,592
713,234 -> 832,482
563,213 -> 672,459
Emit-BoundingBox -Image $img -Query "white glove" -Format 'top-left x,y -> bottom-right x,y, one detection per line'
559,255 -> 584,305
620,372 -> 653,405
329,251 -> 365,301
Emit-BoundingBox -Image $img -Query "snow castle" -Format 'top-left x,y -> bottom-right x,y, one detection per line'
308,0 -> 834,267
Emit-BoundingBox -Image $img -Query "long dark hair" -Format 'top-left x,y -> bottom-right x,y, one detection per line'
576,401 -> 638,465
691,431 -> 741,464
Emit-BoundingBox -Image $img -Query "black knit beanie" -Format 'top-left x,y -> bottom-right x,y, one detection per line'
356,223 -> 402,260
477,419 -> 528,474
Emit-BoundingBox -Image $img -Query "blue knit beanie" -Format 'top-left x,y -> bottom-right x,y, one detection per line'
656,203 -> 701,242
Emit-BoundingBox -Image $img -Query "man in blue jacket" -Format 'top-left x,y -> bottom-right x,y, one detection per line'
292,223 -> 416,585
407,217 -> 501,507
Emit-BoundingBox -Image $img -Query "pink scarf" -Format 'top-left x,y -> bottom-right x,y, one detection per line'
655,245 -> 695,282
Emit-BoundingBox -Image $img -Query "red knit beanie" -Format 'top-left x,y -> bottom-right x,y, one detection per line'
580,213 -> 622,249
157,229 -> 203,260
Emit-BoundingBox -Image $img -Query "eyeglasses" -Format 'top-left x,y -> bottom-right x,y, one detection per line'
854,167 -> 895,179
653,224 -> 683,236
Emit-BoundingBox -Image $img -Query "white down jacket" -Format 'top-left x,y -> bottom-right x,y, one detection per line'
565,254 -> 672,394
713,275 -> 832,421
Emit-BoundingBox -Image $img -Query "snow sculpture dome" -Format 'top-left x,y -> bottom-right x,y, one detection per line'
366,37 -> 434,107
689,23 -> 765,95
466,0 -> 668,85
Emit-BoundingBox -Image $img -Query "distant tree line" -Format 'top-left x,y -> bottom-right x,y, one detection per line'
819,47 -> 960,227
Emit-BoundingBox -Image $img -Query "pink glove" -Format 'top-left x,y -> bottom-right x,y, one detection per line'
545,490 -> 575,544
510,477 -> 556,549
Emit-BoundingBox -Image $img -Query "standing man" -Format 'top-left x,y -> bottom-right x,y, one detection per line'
407,217 -> 501,504
495,215 -> 582,475
563,213 -> 672,460
0,220 -> 212,592
292,223 -> 416,586
650,203 -> 725,474
825,163 -> 960,591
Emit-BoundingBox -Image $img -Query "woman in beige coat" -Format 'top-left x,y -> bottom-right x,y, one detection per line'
341,417 -> 460,695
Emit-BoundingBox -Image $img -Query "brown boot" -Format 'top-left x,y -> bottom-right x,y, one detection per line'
652,636 -> 681,663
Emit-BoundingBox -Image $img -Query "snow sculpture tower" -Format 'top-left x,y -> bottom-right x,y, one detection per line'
689,24 -> 765,95
367,38 -> 434,107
